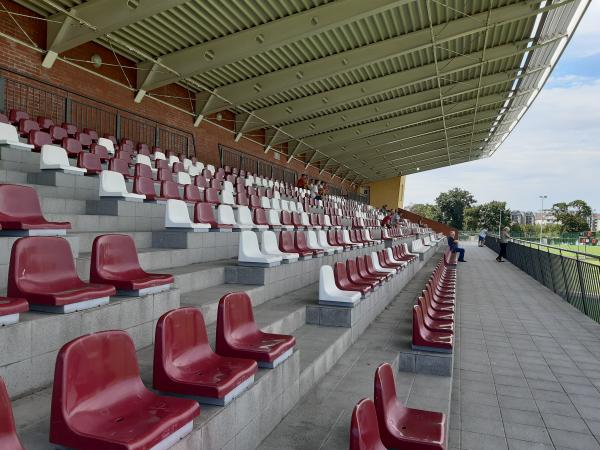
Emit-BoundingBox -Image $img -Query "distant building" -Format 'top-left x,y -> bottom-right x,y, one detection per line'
534,209 -> 557,225
511,211 -> 535,225
590,213 -> 600,231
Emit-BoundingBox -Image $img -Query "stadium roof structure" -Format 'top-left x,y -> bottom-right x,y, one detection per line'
19,0 -> 589,183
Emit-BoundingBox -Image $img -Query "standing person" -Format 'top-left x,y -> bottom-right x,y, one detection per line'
381,211 -> 392,228
447,231 -> 466,262
310,180 -> 319,199
296,174 -> 307,189
496,227 -> 510,262
391,209 -> 401,227
478,228 -> 488,247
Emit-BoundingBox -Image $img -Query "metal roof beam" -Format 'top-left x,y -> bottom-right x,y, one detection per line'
197,0 -> 549,116
136,0 -> 408,97
42,0 -> 188,68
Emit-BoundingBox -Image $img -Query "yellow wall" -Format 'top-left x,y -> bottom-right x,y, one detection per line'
366,176 -> 406,209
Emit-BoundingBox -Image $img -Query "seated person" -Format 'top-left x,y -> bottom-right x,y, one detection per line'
447,231 -> 466,262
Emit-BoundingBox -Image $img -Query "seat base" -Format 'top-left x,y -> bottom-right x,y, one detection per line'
0,141 -> 34,151
411,344 -> 453,354
116,283 -> 172,297
162,375 -> 255,407
209,228 -> 232,232
43,167 -> 86,176
30,296 -> 109,314
318,298 -> 360,308
0,313 -> 20,326
0,228 -> 67,236
281,257 -> 299,264
167,226 -> 211,232
258,348 -> 294,369
238,260 -> 281,268
298,255 -> 313,260
101,194 -> 145,202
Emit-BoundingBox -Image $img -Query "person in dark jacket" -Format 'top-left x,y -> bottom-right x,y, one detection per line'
447,231 -> 466,262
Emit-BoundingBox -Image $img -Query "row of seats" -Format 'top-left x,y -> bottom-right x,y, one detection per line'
319,244 -> 419,306
412,256 -> 457,353
0,293 -> 295,448
350,363 -> 446,449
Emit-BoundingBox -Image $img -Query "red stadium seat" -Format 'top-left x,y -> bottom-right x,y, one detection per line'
155,158 -> 169,170
108,158 -> 132,179
334,262 -> 371,296
137,143 -> 150,155
194,175 -> 208,189
279,230 -> 311,258
75,131 -> 92,148
203,188 -> 220,205
237,191 -> 249,206
8,236 -> 116,313
183,184 -> 203,203
90,234 -> 173,295
417,297 -> 454,333
50,330 -> 200,449
347,259 -> 379,288
103,133 -> 117,145
154,307 -> 258,405
77,151 -> 102,175
374,363 -> 446,449
8,109 -> 28,125
83,128 -> 99,142
0,377 -> 25,450
90,143 -> 110,161
18,118 -> 39,137
28,129 -> 52,151
116,149 -> 133,161
413,305 -> 453,353
195,202 -> 231,230
49,125 -> 68,143
216,292 -> 295,368
350,398 -> 386,450
61,137 -> 83,157
134,162 -> 153,179
0,184 -> 70,235
156,167 -> 172,182
0,296 -> 28,326
161,180 -> 181,200
361,255 -> 391,281
295,231 -> 323,257
172,162 -> 185,173
252,207 -> 269,227
61,122 -> 77,136
36,116 -> 54,131
133,176 -> 158,201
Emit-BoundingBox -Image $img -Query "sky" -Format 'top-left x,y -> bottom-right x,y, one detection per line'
404,1 -> 600,213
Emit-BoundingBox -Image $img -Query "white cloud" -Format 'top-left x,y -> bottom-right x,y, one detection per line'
567,1 -> 600,58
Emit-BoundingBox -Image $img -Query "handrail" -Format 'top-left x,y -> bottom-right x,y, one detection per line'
489,234 -> 600,261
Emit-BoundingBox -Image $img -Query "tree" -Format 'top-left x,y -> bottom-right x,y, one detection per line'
435,188 -> 476,230
407,203 -> 440,221
478,201 -> 511,232
463,206 -> 481,231
552,200 -> 591,233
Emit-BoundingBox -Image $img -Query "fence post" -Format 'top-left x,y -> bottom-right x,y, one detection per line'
65,97 -> 72,123
575,256 -> 589,316
115,112 -> 121,140
0,77 -> 5,113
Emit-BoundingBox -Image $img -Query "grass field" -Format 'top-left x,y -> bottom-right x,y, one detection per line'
520,242 -> 600,265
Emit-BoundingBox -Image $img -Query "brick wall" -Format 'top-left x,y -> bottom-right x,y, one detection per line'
0,0 -> 357,192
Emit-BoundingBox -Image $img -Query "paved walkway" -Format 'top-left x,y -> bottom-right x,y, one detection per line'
450,243 -> 600,450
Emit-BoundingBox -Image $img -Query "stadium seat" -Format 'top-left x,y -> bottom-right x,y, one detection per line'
0,377 -> 25,449
83,128 -> 99,142
8,236 -> 116,313
108,157 -> 133,179
334,262 -> 371,297
267,208 -> 283,229
183,184 -> 203,203
134,162 -> 153,179
90,234 -> 174,296
61,137 -> 83,157
350,398 -> 386,450
8,109 -> 28,125
0,184 -> 71,236
18,118 -> 39,137
40,145 -> 87,175
238,230 -> 282,267
413,305 -> 454,353
97,137 -> 116,155
153,307 -> 257,406
165,199 -> 210,231
219,189 -> 235,205
307,230 -> 332,255
374,363 -> 446,449
0,296 -> 28,326
28,129 -> 52,151
195,202 -> 232,231
50,330 -> 199,449
61,122 -> 77,136
261,230 -> 299,263
347,259 -> 380,288
75,131 -> 92,149
319,265 -> 361,307
370,252 -> 395,275
76,151 -> 103,175
176,171 -> 192,185
161,180 -> 181,200
385,248 -> 407,268
234,205 -> 258,229
216,292 -> 295,368
203,188 -> 220,205
252,207 -> 269,228
417,297 -> 454,333
0,123 -> 34,150
90,143 -> 110,161
295,231 -> 323,257
133,176 -> 159,201
217,204 -> 238,229
317,229 -> 342,253
278,231 -> 309,258
99,170 -> 145,201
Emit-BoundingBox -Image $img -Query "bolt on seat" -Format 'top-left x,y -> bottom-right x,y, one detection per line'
216,292 -> 295,368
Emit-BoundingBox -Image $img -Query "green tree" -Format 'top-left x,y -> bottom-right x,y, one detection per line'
408,203 -> 440,221
463,206 -> 481,231
435,188 -> 476,229
478,201 -> 511,232
552,200 -> 592,233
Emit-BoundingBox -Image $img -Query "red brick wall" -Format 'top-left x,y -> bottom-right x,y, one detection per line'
0,0 -> 357,192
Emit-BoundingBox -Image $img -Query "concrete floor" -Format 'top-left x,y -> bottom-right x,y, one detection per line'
450,243 -> 600,450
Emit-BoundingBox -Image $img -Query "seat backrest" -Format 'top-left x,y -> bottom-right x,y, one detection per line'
155,159 -> 169,170
0,113 -> 8,124
217,204 -> 236,225
267,208 -> 280,225
134,162 -> 153,179
194,202 -> 217,226
183,184 -> 203,202
99,170 -> 128,196
295,231 -> 309,249
48,126 -> 66,144
137,143 -> 149,155
346,259 -> 362,282
261,230 -> 280,254
108,157 -> 130,177
83,128 -> 99,141
77,151 -> 102,172
204,188 -> 220,205
8,236 -> 81,295
133,176 -> 157,198
235,205 -> 253,225
0,377 -> 25,450
236,192 -> 249,206
75,132 -> 92,148
216,292 -> 259,348
29,129 -> 52,150
156,167 -> 172,182
36,117 -> 54,131
279,230 -> 295,252
116,149 -> 133,161
374,362 -> 400,426
0,184 -> 45,224
19,119 -> 39,136
350,398 -> 386,450
0,123 -> 19,142
9,109 -> 28,124
249,195 -> 261,209
172,162 -> 185,173
96,137 -> 115,154
161,180 -> 181,200
90,143 -> 109,160
90,234 -> 142,281
176,172 -> 192,185
220,190 -> 235,205
253,207 -> 268,225
280,210 -> 292,225
50,331 -> 145,430
135,153 -> 152,167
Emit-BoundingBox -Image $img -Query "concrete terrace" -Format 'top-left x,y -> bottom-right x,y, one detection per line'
451,243 -> 600,450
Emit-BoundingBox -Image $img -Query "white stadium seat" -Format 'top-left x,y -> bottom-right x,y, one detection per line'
176,172 -> 192,185
261,230 -> 299,263
317,230 -> 341,254
40,145 -> 87,175
164,199 -> 210,231
233,205 -> 254,230
0,123 -> 34,150
319,265 -> 360,307
308,230 -> 333,255
217,204 -> 238,229
99,170 -> 145,201
238,230 -> 281,267
219,190 -> 235,205
267,209 -> 282,228
260,196 -> 271,209
371,252 -> 395,274
97,137 -> 115,155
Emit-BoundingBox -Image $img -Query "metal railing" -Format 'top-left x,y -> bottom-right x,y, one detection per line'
219,144 -> 297,185
486,236 -> 600,323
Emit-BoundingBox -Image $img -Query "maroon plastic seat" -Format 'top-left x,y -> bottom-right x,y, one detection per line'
209,178 -> 223,190
154,307 -> 257,405
0,296 -> 29,322
413,306 -> 453,353
91,234 -> 173,294
8,109 -> 28,125
83,128 -> 99,142
253,208 -> 269,227
358,256 -> 389,282
420,294 -> 454,321
18,118 -> 39,137
61,137 -> 83,157
120,137 -> 134,148
172,162 -> 185,173
237,191 -> 249,206
137,143 -> 150,155
0,184 -> 71,234
280,210 -> 293,228
292,212 -> 304,229
184,184 -> 203,203
194,175 -> 208,189
108,158 -> 132,179
49,125 -> 68,143
279,231 -> 311,258
156,167 -> 172,182
378,250 -> 402,271
249,194 -> 261,209
417,297 -> 454,332
133,176 -> 158,201
50,330 -> 200,449
90,143 -> 110,161
37,116 -> 54,131
350,398 -> 386,450
295,231 -> 323,257
61,122 -> 77,136
334,262 -> 371,296
116,149 -> 133,161
155,159 -> 169,170
0,378 -> 25,450
348,259 -> 380,287
374,363 -> 446,449
161,180 -> 181,200
202,168 -> 213,179
8,237 -> 116,312
203,188 -> 220,205
28,129 -> 52,151
75,131 -> 92,148
134,162 -> 153,179
328,230 -> 350,250
195,202 -> 231,230
216,292 -> 295,368
77,152 -> 102,175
